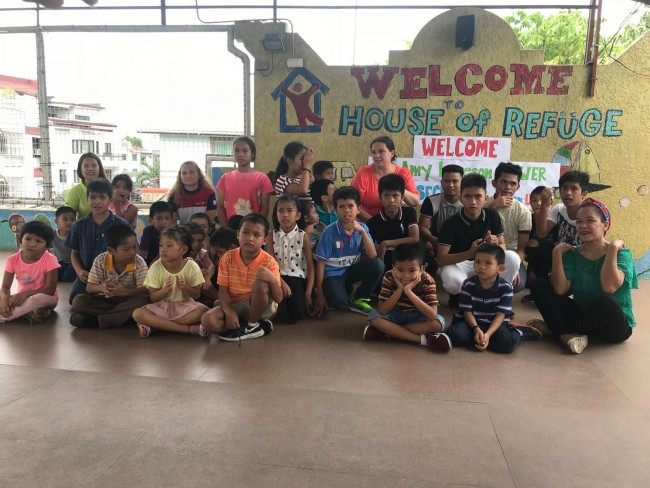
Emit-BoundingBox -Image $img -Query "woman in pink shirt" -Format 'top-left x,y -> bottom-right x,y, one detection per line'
351,136 -> 419,221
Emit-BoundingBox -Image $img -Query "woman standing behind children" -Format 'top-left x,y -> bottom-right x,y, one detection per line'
132,226 -> 210,337
168,161 -> 217,224
216,137 -> 274,227
65,153 -> 108,219
274,141 -> 315,203
109,174 -> 139,230
0,221 -> 59,324
268,195 -> 315,321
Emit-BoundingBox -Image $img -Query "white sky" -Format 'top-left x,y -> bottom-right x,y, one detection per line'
0,0 -> 645,142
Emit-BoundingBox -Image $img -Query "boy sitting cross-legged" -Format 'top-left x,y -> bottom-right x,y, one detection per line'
313,186 -> 384,316
364,243 -> 451,351
442,244 -> 542,353
70,223 -> 150,329
201,214 -> 283,341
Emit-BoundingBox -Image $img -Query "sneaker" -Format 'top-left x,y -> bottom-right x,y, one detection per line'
25,307 -> 52,324
348,297 -> 372,315
561,334 -> 588,354
425,332 -> 453,352
259,319 -> 273,335
521,293 -> 535,304
69,312 -> 98,328
137,324 -> 152,338
526,319 -> 552,337
511,323 -> 542,341
218,322 -> 265,342
447,294 -> 459,309
362,323 -> 390,341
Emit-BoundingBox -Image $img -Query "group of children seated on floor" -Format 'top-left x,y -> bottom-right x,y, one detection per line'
0,147 -> 618,353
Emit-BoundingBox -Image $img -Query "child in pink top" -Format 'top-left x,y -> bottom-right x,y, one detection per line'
109,174 -> 139,230
216,136 -> 274,227
0,221 -> 60,323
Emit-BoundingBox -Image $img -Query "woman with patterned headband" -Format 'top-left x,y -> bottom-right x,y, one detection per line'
530,198 -> 638,354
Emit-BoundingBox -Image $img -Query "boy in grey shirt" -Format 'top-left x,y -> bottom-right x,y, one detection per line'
51,206 -> 77,281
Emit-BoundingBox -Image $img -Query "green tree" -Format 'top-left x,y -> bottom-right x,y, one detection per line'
123,135 -> 143,148
137,158 -> 160,188
505,8 -> 649,64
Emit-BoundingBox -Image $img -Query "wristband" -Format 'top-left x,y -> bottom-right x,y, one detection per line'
302,168 -> 312,174
472,325 -> 480,330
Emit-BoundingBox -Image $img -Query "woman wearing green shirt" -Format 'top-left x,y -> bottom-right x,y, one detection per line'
530,198 -> 637,354
64,152 -> 108,219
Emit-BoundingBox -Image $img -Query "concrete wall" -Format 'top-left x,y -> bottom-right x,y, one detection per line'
235,7 -> 650,277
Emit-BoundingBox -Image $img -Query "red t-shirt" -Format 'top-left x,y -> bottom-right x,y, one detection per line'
351,164 -> 417,217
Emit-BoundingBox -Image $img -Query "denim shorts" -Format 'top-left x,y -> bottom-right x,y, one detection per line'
368,308 -> 447,331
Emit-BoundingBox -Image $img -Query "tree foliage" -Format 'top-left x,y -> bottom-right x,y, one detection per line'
123,135 -> 143,148
505,8 -> 650,65
137,158 -> 160,188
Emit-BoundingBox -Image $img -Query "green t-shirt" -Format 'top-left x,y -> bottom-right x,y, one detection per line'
65,182 -> 90,219
563,247 -> 638,327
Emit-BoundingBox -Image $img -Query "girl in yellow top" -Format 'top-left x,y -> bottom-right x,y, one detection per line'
132,226 -> 209,337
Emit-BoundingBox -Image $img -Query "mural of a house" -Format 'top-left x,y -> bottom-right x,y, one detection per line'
271,68 -> 329,133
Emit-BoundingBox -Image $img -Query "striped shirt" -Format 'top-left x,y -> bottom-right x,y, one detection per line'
88,252 -> 148,290
274,175 -> 313,203
217,248 -> 280,302
65,212 -> 129,270
452,275 -> 513,327
378,270 -> 438,312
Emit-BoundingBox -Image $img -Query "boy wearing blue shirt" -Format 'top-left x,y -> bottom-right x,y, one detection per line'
314,186 -> 384,316
442,244 -> 542,353
65,178 -> 128,304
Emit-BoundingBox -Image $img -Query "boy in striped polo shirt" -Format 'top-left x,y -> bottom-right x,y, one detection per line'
363,243 -> 451,351
442,244 -> 541,353
70,223 -> 149,328
201,214 -> 283,341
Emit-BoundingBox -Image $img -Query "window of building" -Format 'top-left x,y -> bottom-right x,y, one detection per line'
132,153 -> 138,161
32,137 -> 41,157
0,130 -> 6,154
73,171 -> 80,183
104,143 -> 112,155
72,140 -> 94,154
212,139 -> 234,157
96,141 -> 99,154
105,169 -> 113,180
75,115 -> 90,121
59,169 -> 67,184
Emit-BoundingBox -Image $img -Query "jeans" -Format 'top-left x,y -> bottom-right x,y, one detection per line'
69,277 -> 89,305
446,320 -> 522,354
322,258 -> 384,310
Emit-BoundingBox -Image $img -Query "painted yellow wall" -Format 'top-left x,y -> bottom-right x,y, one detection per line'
236,7 -> 650,273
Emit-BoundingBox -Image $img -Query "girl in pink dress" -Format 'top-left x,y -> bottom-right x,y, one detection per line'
216,137 -> 274,227
0,221 -> 59,323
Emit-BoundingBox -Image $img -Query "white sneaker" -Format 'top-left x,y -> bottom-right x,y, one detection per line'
561,334 -> 588,354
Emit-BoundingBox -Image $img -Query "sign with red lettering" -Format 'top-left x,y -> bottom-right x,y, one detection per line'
412,136 -> 511,162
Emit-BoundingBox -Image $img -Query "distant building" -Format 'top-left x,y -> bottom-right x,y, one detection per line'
0,74 -> 150,200
137,129 -> 244,188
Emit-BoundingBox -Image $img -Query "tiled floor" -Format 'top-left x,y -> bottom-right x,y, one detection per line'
1,251 -> 649,488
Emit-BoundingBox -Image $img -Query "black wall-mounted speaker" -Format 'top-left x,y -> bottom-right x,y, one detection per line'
456,15 -> 476,50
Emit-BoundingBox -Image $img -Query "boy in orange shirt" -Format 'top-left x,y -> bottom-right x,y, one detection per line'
201,214 -> 283,341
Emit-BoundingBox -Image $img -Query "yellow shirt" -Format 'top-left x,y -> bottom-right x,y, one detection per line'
143,259 -> 204,301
